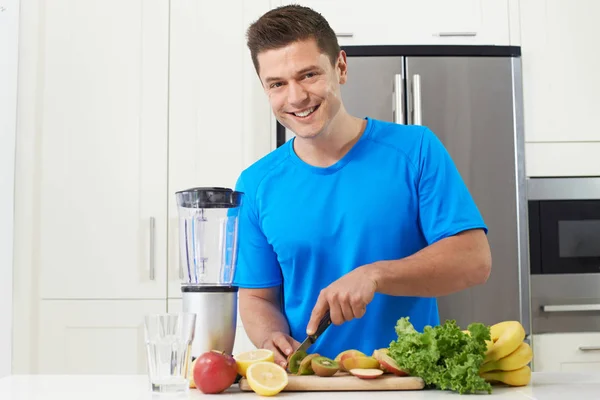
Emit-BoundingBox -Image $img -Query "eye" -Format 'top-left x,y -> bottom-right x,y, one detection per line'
304,72 -> 316,79
270,82 -> 283,89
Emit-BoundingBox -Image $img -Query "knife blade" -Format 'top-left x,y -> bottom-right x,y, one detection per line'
294,310 -> 332,355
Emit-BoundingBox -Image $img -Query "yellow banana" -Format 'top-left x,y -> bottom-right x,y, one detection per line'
479,342 -> 532,373
484,321 -> 525,363
480,365 -> 531,387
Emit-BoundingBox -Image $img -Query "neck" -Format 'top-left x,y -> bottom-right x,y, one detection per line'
292,111 -> 366,168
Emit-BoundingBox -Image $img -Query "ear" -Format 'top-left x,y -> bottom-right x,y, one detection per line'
336,50 -> 348,84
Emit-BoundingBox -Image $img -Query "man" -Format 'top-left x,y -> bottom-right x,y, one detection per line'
232,5 -> 492,368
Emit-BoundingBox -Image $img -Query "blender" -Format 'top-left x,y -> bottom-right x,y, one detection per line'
176,187 -> 243,358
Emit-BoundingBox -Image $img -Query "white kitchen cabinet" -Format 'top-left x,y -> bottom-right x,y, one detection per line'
533,333 -> 600,372
37,300 -> 165,374
278,0 -> 512,46
520,0 -> 600,143
13,0 -> 275,374
167,0 -> 274,298
526,143 -> 600,177
35,0 -> 169,299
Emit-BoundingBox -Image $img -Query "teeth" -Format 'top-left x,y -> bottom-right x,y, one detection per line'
294,107 -> 315,117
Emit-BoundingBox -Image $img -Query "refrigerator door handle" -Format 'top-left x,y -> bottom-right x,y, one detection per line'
412,74 -> 422,125
393,74 -> 404,124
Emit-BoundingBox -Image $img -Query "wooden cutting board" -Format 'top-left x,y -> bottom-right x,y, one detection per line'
239,372 -> 425,392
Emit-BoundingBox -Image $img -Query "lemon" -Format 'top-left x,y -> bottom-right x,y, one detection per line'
234,349 -> 275,377
188,358 -> 197,388
246,361 -> 288,396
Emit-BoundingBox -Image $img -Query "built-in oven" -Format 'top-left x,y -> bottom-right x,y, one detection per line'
528,177 -> 600,333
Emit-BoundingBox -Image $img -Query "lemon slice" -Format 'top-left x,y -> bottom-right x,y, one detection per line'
246,361 -> 288,396
234,349 -> 275,377
188,358 -> 197,388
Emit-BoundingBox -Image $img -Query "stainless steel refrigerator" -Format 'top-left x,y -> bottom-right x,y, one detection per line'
276,45 -> 531,338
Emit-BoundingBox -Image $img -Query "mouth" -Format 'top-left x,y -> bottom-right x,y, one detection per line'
287,104 -> 320,119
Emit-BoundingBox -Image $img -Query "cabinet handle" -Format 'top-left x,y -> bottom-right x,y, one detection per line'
412,74 -> 422,125
335,32 -> 354,38
149,217 -> 155,280
393,74 -> 403,124
542,304 -> 600,313
438,32 -> 477,37
579,346 -> 600,351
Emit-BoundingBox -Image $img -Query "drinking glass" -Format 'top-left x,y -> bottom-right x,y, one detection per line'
144,313 -> 197,393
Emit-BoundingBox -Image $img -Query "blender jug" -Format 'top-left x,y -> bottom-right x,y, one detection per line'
176,187 -> 243,358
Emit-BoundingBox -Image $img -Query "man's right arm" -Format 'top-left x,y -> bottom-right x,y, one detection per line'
239,286 -> 300,368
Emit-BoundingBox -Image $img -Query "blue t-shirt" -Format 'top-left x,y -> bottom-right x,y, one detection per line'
232,117 -> 487,359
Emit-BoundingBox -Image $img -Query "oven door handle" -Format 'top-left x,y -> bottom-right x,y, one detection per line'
542,304 -> 600,313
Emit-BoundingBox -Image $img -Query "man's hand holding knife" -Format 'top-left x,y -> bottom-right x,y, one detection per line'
306,265 -> 377,335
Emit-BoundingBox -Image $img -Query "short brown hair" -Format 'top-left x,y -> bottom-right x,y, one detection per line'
246,5 -> 341,74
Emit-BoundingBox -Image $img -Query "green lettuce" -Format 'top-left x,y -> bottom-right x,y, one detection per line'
388,317 -> 492,394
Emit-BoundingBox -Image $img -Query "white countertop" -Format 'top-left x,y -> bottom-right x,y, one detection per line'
1,372 -> 599,399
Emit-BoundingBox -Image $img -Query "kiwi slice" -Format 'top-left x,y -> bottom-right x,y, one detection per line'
287,350 -> 307,374
297,353 -> 320,375
311,356 -> 339,377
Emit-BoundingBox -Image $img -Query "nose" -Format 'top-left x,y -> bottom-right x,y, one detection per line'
287,80 -> 308,107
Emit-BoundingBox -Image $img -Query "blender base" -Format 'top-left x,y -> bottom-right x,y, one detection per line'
181,284 -> 238,358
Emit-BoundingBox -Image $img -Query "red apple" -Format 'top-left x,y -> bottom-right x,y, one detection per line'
377,353 -> 409,377
193,350 -> 238,394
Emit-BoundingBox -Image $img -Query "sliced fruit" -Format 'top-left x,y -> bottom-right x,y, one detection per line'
335,349 -> 366,362
297,353 -> 320,375
342,355 -> 380,372
349,368 -> 384,379
287,350 -> 307,374
311,356 -> 339,377
371,349 -> 389,371
336,350 -> 367,372
234,349 -> 275,377
188,358 -> 197,388
377,353 -> 408,377
246,361 -> 289,396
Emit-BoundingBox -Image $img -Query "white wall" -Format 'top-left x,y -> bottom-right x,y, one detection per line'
0,0 -> 20,378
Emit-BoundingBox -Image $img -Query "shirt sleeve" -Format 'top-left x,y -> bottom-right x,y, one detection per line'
232,175 -> 283,288
417,127 -> 488,245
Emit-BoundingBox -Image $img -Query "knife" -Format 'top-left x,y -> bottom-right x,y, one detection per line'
294,310 -> 332,355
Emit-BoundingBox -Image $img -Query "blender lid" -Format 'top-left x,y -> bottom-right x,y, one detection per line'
176,187 -> 243,208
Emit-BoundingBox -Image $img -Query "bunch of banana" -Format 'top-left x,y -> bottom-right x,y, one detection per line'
478,321 -> 532,387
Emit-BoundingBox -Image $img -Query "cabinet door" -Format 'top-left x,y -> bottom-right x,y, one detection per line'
1,0 -> 19,379
167,0 -> 274,297
521,0 -> 600,142
533,333 -> 600,372
280,0 -> 510,46
37,300 -> 166,374
526,143 -> 600,177
36,0 -> 169,299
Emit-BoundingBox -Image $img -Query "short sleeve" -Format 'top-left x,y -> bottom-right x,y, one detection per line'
417,127 -> 488,244
232,175 -> 283,288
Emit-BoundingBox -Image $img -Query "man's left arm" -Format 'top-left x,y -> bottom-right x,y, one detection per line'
307,127 -> 492,333
306,229 -> 490,332
368,227 -> 491,297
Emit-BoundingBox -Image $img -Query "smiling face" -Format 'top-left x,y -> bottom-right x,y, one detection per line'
257,38 -> 348,140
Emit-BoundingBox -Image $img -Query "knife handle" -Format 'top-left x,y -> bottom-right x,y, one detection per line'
310,310 -> 332,340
